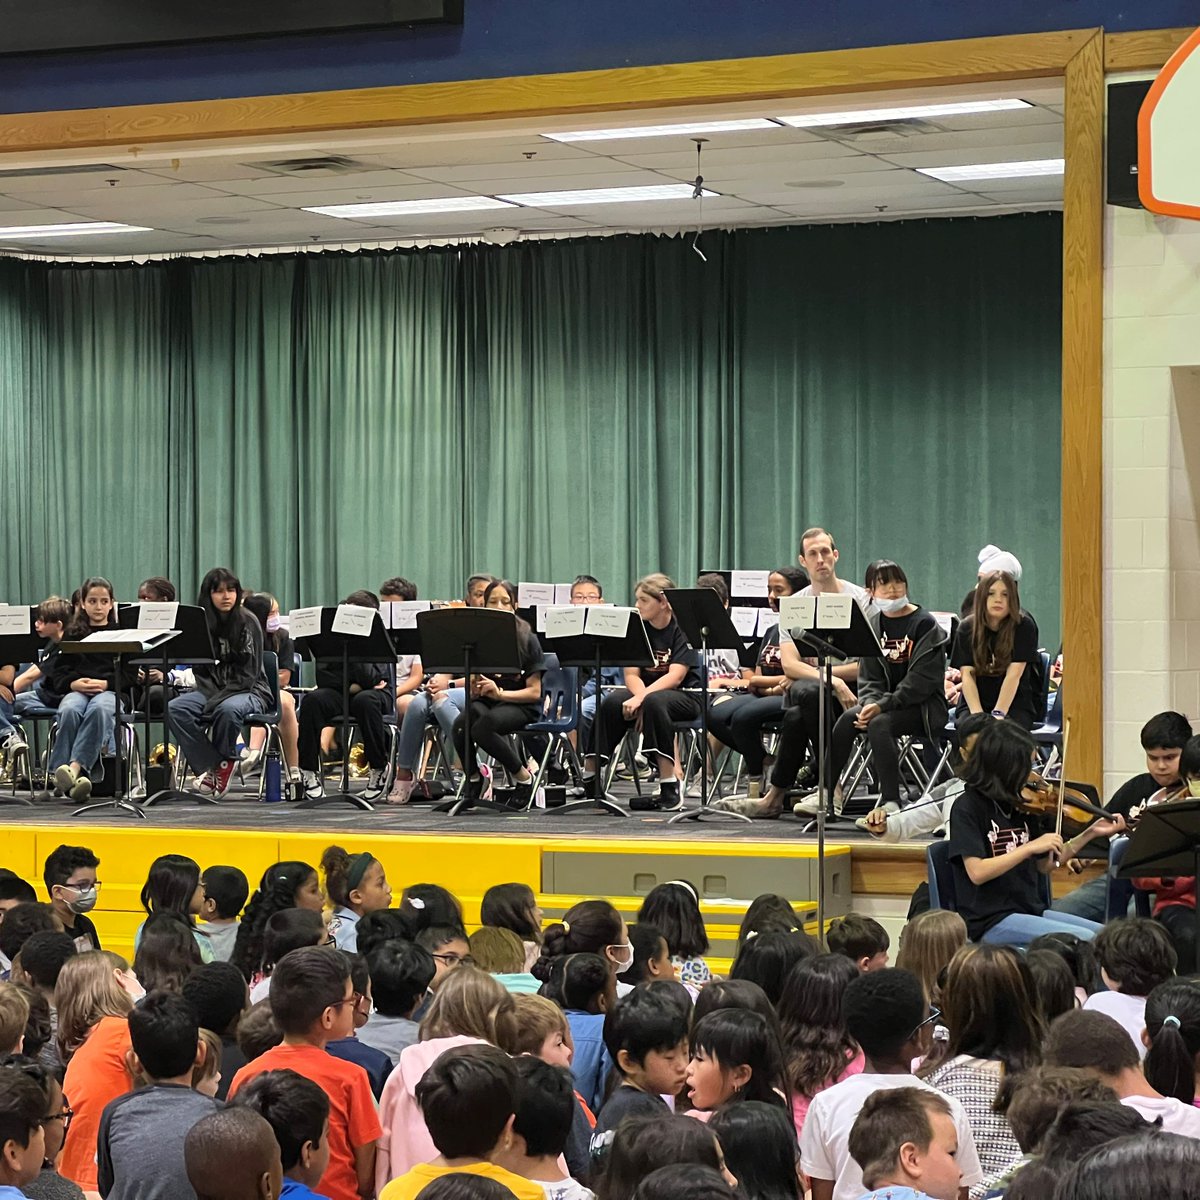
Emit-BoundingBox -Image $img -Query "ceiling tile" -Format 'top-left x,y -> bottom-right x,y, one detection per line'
876,141 -> 1064,168
612,141 -> 861,170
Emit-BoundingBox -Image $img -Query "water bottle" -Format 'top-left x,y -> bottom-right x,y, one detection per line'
264,743 -> 283,803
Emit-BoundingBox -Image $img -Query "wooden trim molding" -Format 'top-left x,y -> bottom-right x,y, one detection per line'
1061,31 -> 1105,786
1105,27 -> 1194,72
0,28 -> 1096,155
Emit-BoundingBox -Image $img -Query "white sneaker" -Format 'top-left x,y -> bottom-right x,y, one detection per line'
2,729 -> 27,758
792,792 -> 824,817
361,768 -> 386,801
300,769 -> 324,800
239,748 -> 263,775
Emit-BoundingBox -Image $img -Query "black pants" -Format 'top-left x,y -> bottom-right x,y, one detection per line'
769,679 -> 838,791
598,689 -> 701,770
828,704 -> 928,805
1157,904 -> 1197,974
298,687 -> 391,770
707,694 -> 784,776
452,700 -> 538,775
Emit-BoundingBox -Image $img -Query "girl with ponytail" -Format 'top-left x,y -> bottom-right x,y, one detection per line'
231,861 -> 324,982
1144,979 -> 1200,1104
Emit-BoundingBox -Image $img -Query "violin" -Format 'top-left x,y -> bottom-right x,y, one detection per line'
1015,771 -> 1115,839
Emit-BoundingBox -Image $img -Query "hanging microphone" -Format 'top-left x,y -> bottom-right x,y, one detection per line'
692,174 -> 704,199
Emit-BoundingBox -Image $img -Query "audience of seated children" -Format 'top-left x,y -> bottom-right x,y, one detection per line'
321,848 -> 392,955
229,946 -> 382,1200
0,1065 -> 49,1200
43,845 -> 102,953
377,966 -> 519,1186
380,1045 -> 544,1200
597,1113 -> 733,1200
182,960 -> 251,1101
233,862 -> 326,985
249,909 -> 327,1005
136,854 -> 213,963
1024,949 -> 1079,1025
133,911 -> 203,994
532,903 -> 634,1001
1083,918 -> 1177,1056
776,953 -> 864,1135
198,866 -> 249,964
359,941 -> 435,1066
591,987 -> 690,1161
799,968 -> 983,1200
847,1087 -> 963,1200
552,954 -> 615,1115
1043,1008 -> 1200,1138
1142,979 -> 1200,1106
826,915 -> 890,973
635,882 -> 710,987
325,951 -> 394,1100
685,1008 -> 789,1117
894,910 -> 967,1010
234,1069 -> 334,1200
11,932 -> 75,1074
97,990 -> 221,1200
480,883 -> 544,974
729,930 -> 819,1009
499,1057 -> 594,1200
0,1053 -> 84,1200
185,1107 -> 284,1200
469,928 -> 539,994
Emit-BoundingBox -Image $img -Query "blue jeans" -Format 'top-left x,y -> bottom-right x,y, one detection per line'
0,695 -> 14,736
396,687 -> 464,771
169,689 -> 263,772
981,909 -> 1103,949
1052,876 -> 1110,924
50,691 -> 117,772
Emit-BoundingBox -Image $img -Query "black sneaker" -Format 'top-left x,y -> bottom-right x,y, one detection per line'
630,781 -> 683,813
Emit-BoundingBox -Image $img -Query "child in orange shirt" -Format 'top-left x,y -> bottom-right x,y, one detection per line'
228,945 -> 381,1200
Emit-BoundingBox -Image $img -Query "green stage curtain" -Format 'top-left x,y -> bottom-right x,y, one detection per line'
0,213 -> 1062,645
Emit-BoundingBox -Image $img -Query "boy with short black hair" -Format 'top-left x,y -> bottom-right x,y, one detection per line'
0,1062 -> 47,1196
97,989 -> 219,1200
501,1057 -> 593,1200
185,1108 -> 283,1200
10,930 -> 74,1073
228,947 -> 381,1200
0,908 -> 59,982
42,845 -> 101,952
325,952 -> 392,1100
379,1045 -> 543,1200
235,1069 -> 332,1200
199,867 -> 250,964
847,1087 -> 961,1200
827,914 -> 890,972
800,969 -> 983,1200
182,961 -> 252,1101
1083,918 -> 1177,1054
0,879 -> 36,925
360,942 -> 434,1066
591,987 -> 690,1159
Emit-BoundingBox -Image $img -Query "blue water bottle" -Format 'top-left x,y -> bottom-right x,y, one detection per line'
264,743 -> 283,803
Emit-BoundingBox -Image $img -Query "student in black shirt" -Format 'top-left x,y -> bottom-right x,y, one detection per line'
297,589 -> 393,803
950,570 -> 1042,729
451,579 -> 545,807
826,561 -> 948,811
948,720 -> 1119,948
1055,710 -> 1191,923
593,573 -> 702,813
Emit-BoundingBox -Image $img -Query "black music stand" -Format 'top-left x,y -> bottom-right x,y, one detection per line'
129,607 -> 219,807
545,614 -> 655,817
1117,796 -> 1200,956
789,599 -> 883,933
59,629 -> 179,819
663,588 -> 754,825
294,608 -> 396,811
0,608 -> 43,806
417,608 -> 522,817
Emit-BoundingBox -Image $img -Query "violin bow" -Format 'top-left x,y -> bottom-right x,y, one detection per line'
1055,713 -> 1071,840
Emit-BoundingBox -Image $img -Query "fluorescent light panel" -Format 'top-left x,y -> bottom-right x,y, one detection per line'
542,118 -> 779,142
916,157 -> 1064,182
0,221 -> 152,239
304,196 -> 516,218
777,98 -> 1032,128
498,184 -> 717,207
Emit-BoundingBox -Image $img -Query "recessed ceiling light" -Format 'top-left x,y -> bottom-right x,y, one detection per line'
916,158 -> 1065,182
498,184 -> 718,206
777,99 -> 1032,128
542,118 -> 779,142
0,221 -> 152,239
303,197 -> 517,218
784,179 -> 846,189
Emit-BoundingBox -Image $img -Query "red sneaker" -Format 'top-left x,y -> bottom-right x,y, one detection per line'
196,759 -> 237,798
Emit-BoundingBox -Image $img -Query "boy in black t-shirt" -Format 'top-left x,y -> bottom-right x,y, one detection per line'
42,844 -> 101,952
948,721 -> 1119,949
1054,710 -> 1190,923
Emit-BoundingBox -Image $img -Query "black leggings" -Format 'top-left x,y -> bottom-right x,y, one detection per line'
828,704 -> 928,805
598,689 -> 701,770
707,694 -> 784,776
452,700 -> 538,775
298,687 -> 391,770
769,680 -> 837,790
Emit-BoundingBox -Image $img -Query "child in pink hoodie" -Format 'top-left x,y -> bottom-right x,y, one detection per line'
376,967 -> 517,1194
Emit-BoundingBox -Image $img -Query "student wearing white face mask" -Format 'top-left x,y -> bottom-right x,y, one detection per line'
825,561 -> 948,814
